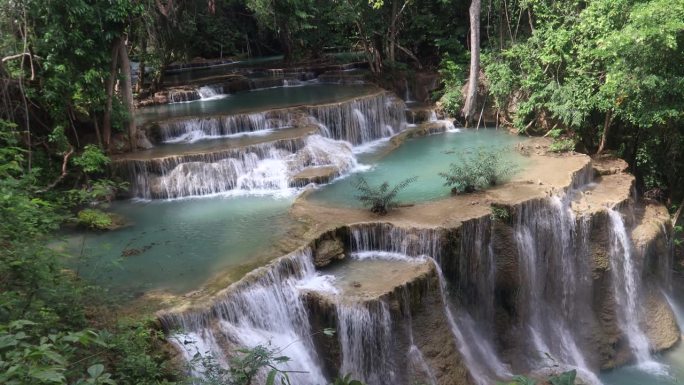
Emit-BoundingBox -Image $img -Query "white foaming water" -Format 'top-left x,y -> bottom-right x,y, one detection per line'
166,128 -> 278,144
168,330 -> 224,377
337,301 -> 396,385
166,250 -> 329,385
513,194 -> 603,385
404,78 -> 413,103
296,273 -> 339,295
159,112 -> 276,143
131,134 -> 360,199
350,251 -> 426,263
430,259 -> 511,385
351,136 -> 393,154
197,85 -> 225,100
607,209 -> 658,367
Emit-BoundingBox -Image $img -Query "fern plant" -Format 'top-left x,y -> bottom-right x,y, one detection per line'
353,176 -> 418,215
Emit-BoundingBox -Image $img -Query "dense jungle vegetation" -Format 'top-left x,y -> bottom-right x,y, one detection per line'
0,0 -> 682,383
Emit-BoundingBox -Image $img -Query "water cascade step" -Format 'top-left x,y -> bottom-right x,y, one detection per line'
161,250 -> 329,385
119,90 -> 407,199
114,133 -> 358,199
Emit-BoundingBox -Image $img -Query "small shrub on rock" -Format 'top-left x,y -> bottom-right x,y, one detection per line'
440,147 -> 514,194
77,208 -> 113,230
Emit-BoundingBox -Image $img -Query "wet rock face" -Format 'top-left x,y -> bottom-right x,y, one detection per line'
303,266 -> 471,385
313,238 -> 346,267
644,287 -> 680,351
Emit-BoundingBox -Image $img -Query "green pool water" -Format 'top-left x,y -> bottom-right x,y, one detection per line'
56,196 -> 295,296
309,129 -> 528,207
136,83 -> 378,125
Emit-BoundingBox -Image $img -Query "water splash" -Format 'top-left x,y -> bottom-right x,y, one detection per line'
163,250 -> 329,385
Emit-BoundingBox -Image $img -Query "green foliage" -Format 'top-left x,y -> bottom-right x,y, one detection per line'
490,206 -> 510,222
0,320 -> 112,385
497,375 -> 537,385
67,179 -> 126,207
77,209 -> 113,230
496,370 -> 577,385
482,0 -> 684,201
72,146 -> 110,175
329,373 -> 365,385
189,343 -> 293,385
438,58 -> 465,116
101,319 -> 176,385
440,148 -> 515,194
439,89 -> 464,118
353,176 -> 418,215
549,139 -> 576,153
549,369 -> 576,385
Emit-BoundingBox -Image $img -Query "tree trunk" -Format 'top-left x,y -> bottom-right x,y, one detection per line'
388,0 -> 398,62
355,20 -> 380,75
118,38 -> 137,152
136,37 -> 147,93
102,38 -> 120,150
462,0 -> 481,125
277,14 -> 294,63
597,110 -> 613,154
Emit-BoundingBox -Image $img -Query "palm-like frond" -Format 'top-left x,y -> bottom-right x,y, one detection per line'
353,175 -> 418,215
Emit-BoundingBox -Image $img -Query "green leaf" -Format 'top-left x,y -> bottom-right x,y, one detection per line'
28,367 -> 65,383
266,369 -> 277,385
87,364 -> 105,379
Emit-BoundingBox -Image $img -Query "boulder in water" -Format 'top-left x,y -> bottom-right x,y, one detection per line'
313,238 -> 346,267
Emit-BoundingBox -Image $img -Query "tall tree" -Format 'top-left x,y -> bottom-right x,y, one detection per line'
462,0 -> 481,125
118,37 -> 137,152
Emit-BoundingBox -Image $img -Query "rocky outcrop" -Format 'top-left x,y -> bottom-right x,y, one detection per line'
313,237 -> 346,267
303,261 -> 471,385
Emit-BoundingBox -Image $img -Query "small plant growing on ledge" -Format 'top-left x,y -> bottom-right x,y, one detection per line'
353,175 -> 418,215
440,147 -> 514,194
490,205 -> 511,223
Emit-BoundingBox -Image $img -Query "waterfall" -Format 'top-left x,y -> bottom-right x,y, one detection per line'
607,209 -> 653,364
168,89 -> 200,104
162,250 -> 329,385
197,85 -> 223,100
513,195 -> 601,384
337,301 -> 396,385
347,224 -> 510,384
427,260 -> 507,385
157,111 -> 289,143
404,79 -> 413,103
118,135 -> 358,199
283,79 -> 302,87
401,288 -> 438,385
308,92 -> 406,145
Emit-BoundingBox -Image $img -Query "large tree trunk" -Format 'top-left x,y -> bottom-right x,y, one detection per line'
118,38 -> 137,152
597,110 -> 613,154
388,0 -> 398,62
462,0 -> 481,125
102,38 -> 120,150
